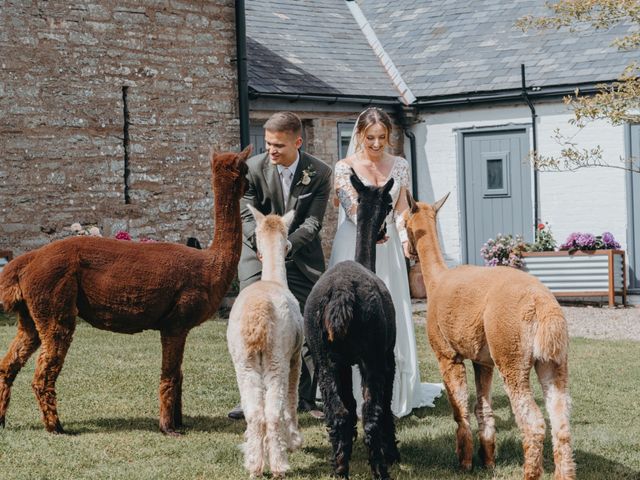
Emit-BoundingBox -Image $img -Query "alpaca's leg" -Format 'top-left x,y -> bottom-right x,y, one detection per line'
437,355 -> 473,471
159,330 -> 187,435
472,362 -> 495,469
499,367 -> 546,480
285,347 -> 303,451
318,361 -> 353,478
381,350 -> 399,465
0,310 -> 41,428
173,370 -> 183,429
336,363 -> 357,442
264,362 -> 289,477
535,360 -> 575,480
360,366 -> 390,480
237,363 -> 266,477
31,318 -> 76,434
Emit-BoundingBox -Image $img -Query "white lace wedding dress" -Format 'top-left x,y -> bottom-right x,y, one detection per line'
329,157 -> 443,418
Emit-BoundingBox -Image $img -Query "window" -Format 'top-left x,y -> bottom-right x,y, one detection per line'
337,122 -> 355,159
481,152 -> 510,197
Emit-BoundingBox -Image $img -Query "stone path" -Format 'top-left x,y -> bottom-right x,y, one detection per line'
411,301 -> 640,342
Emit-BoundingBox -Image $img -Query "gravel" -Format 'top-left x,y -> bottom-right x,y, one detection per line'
411,301 -> 640,342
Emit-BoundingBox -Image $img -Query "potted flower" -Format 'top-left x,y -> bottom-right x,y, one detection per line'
521,226 -> 626,307
480,233 -> 528,268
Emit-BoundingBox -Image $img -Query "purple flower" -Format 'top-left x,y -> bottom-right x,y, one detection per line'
576,233 -> 596,249
601,232 -> 621,249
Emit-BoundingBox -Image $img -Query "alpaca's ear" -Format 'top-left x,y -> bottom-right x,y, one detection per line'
406,190 -> 419,214
247,204 -> 264,225
282,210 -> 295,230
237,144 -> 253,164
382,177 -> 394,196
433,192 -> 450,214
349,169 -> 365,193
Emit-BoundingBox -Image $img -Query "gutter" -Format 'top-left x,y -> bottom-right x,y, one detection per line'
412,81 -> 609,109
248,91 -> 400,106
235,0 -> 250,148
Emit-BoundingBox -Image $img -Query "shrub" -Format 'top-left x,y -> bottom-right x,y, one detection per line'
560,231 -> 621,253
480,233 -> 527,268
527,222 -> 557,252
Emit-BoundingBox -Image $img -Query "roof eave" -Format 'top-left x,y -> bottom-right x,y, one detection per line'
413,80 -> 614,109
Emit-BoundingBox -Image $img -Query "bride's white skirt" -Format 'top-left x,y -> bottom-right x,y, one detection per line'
328,219 -> 443,418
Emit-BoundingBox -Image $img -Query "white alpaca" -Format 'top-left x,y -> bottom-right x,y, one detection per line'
227,206 -> 303,478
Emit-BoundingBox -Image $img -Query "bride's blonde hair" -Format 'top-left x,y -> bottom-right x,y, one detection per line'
354,107 -> 395,152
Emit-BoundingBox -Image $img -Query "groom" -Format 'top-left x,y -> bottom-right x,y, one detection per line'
229,111 -> 332,420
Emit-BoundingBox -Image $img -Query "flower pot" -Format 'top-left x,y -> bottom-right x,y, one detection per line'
522,250 -> 626,307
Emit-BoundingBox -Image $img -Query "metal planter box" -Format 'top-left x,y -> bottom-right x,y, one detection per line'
522,250 -> 627,307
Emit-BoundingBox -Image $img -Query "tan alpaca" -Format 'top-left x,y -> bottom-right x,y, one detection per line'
0,146 -> 252,435
403,192 -> 575,480
227,206 -> 303,478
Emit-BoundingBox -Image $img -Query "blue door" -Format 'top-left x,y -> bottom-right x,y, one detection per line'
462,129 -> 534,265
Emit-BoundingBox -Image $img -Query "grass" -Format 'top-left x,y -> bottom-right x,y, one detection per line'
0,311 -> 638,479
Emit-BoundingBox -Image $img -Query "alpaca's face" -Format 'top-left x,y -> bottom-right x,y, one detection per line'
253,210 -> 295,262
403,191 -> 449,253
212,145 -> 252,197
255,216 -> 289,261
350,173 -> 394,241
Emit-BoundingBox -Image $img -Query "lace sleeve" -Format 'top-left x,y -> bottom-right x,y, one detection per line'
396,157 -> 411,191
394,158 -> 411,242
335,161 -> 358,224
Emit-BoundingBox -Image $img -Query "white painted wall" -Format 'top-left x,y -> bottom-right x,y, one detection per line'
414,102 -> 628,265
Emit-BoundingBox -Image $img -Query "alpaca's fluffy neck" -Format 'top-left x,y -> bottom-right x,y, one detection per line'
355,216 -> 378,273
207,180 -> 242,292
260,242 -> 288,287
416,220 -> 448,294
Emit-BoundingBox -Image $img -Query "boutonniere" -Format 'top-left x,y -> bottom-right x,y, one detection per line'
297,165 -> 317,186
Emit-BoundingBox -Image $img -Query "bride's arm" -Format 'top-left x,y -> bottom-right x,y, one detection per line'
393,159 -> 413,257
334,161 -> 358,224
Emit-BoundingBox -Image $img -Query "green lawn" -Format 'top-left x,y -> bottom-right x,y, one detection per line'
0,313 -> 638,480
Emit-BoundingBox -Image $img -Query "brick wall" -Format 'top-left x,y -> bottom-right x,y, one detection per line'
0,1 -> 239,255
251,109 -> 404,262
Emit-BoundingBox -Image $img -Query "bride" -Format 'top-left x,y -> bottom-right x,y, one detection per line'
329,107 -> 443,417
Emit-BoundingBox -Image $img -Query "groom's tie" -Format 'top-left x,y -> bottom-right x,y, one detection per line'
282,167 -> 293,206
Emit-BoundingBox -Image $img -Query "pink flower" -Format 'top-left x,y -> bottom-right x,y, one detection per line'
115,231 -> 132,241
538,223 -> 545,230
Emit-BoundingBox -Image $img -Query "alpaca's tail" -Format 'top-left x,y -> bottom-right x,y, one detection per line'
323,286 -> 355,342
0,252 -> 34,312
532,289 -> 569,363
241,294 -> 276,356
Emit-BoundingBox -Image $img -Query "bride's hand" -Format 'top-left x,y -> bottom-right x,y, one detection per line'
376,235 -> 389,244
403,241 -> 417,260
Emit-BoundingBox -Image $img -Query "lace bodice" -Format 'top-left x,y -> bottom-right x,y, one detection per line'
334,157 -> 410,226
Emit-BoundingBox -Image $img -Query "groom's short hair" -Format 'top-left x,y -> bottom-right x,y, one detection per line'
263,112 -> 302,137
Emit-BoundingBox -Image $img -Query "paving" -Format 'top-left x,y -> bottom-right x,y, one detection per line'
411,301 -> 640,342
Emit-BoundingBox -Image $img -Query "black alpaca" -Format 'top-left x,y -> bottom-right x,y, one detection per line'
304,173 -> 399,480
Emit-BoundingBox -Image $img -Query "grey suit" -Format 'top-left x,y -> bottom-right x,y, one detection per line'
238,150 -> 332,403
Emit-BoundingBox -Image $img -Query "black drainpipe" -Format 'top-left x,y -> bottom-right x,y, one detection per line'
521,64 -> 539,228
235,0 -> 250,149
395,105 -> 419,200
405,130 -> 418,200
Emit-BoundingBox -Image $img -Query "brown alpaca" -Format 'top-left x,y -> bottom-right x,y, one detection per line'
0,145 -> 252,435
403,192 -> 575,480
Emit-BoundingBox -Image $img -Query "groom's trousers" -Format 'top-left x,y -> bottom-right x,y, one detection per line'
239,261 -> 318,405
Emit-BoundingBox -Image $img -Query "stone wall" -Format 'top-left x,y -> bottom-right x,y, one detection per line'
0,1 -> 239,255
250,109 -> 405,262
